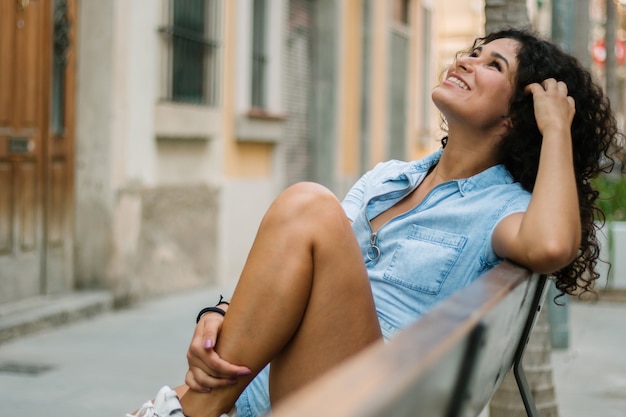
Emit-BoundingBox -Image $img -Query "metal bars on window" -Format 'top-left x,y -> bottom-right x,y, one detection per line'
52,0 -> 70,134
251,0 -> 268,109
159,0 -> 222,105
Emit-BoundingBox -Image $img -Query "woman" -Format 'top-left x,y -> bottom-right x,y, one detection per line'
128,28 -> 621,417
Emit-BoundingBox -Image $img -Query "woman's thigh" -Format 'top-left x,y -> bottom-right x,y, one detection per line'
261,183 -> 382,402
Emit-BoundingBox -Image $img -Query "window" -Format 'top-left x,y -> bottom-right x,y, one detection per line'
388,0 -> 411,159
159,0 -> 222,105
251,0 -> 268,109
233,0 -> 286,143
52,0 -> 70,134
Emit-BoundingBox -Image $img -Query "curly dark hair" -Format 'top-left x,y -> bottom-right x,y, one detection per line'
442,28 -> 623,297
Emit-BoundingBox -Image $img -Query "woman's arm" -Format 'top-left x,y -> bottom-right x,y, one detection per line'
493,78 -> 580,274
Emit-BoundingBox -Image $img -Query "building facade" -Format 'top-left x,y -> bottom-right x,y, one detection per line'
1,0 -> 490,307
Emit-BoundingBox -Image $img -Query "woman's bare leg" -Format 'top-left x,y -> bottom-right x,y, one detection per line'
180,182 -> 381,416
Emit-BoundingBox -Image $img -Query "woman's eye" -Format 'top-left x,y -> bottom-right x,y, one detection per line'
489,61 -> 502,71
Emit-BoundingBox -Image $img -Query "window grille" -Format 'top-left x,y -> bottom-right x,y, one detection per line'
52,0 -> 70,134
159,0 -> 222,105
251,0 -> 267,109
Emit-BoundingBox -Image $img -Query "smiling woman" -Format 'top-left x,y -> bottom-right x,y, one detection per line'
125,28 -> 623,417
433,37 -> 520,141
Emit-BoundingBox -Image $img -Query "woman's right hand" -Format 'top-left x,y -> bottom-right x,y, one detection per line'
185,312 -> 252,392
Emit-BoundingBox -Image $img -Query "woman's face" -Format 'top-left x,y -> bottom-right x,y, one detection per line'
432,37 -> 521,132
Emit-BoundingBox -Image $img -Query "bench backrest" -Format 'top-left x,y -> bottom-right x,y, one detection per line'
271,261 -> 547,417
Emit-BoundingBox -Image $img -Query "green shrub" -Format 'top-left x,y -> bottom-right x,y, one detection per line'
593,173 -> 626,221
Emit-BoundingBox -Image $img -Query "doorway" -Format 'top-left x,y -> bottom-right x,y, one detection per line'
0,0 -> 75,304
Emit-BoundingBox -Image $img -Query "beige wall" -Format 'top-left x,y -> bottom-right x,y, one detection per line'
368,0 -> 390,166
338,0 -> 363,177
408,1 -> 437,159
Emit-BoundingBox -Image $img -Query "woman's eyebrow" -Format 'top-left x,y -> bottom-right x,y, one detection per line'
491,52 -> 510,69
474,45 -> 510,69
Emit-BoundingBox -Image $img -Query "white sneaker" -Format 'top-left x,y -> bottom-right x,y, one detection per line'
126,386 -> 185,417
126,385 -> 237,417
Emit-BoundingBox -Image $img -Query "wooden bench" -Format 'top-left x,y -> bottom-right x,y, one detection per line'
271,261 -> 548,417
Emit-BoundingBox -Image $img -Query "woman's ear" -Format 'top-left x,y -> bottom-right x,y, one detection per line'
501,114 -> 513,129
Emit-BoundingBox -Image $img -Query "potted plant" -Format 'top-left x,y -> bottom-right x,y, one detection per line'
593,170 -> 626,289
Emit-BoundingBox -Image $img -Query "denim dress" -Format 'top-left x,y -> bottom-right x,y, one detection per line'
235,150 -> 531,416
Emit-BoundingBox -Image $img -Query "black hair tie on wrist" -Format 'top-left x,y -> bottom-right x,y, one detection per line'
196,306 -> 226,323
217,294 -> 230,306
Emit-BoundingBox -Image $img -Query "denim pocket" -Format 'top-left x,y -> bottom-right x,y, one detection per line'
383,224 -> 467,295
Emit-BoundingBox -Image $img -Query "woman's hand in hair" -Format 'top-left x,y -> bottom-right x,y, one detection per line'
525,78 -> 575,138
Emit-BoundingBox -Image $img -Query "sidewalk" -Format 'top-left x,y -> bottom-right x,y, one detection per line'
0,286 -> 232,416
0,287 -> 625,416
551,299 -> 626,417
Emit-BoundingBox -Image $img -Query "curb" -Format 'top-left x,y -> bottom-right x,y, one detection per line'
0,291 -> 114,344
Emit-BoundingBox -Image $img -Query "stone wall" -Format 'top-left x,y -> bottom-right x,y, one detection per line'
109,184 -> 219,305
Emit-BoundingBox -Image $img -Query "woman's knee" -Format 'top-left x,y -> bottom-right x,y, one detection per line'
270,182 -> 344,221
281,182 -> 336,203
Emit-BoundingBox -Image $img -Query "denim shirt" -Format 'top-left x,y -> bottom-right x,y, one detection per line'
341,150 -> 531,339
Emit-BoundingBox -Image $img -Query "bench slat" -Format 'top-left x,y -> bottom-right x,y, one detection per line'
271,261 -> 544,417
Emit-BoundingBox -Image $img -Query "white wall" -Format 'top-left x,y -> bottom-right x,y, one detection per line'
116,0 -> 161,186
218,179 -> 279,286
75,0 -> 117,286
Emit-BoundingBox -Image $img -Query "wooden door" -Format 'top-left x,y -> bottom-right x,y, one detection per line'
0,0 -> 75,304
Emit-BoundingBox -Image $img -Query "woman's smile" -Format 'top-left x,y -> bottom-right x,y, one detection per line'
444,74 -> 470,90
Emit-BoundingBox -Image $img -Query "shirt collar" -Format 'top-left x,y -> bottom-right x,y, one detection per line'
457,164 -> 516,196
401,150 -> 517,196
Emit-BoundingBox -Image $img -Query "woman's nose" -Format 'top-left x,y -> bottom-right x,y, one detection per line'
455,55 -> 474,72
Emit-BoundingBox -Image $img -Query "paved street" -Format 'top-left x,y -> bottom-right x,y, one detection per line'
551,300 -> 626,417
0,286 -> 232,416
0,286 -> 625,416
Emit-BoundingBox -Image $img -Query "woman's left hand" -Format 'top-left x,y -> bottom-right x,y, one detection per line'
525,78 -> 575,137
185,312 -> 251,392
